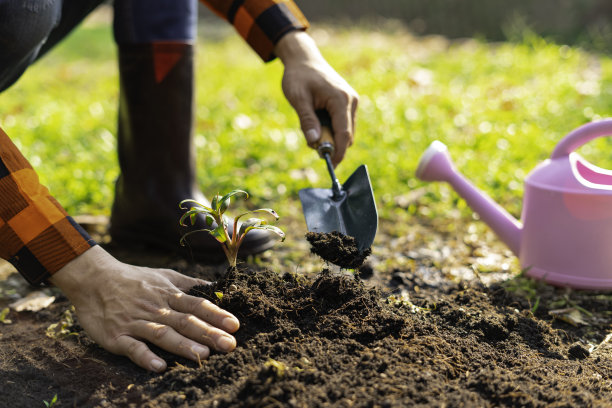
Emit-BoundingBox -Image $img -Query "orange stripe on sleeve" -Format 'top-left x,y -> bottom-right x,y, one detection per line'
243,0 -> 281,18
200,0 -> 309,62
199,0 -> 233,19
234,6 -> 255,39
0,127 -> 95,285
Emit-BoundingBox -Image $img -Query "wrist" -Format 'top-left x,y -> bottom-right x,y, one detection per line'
49,245 -> 111,294
274,30 -> 323,65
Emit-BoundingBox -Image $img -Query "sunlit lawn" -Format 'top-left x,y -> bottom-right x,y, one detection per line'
1,18 -> 612,224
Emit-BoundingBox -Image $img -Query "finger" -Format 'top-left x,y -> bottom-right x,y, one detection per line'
168,291 -> 240,333
349,96 -> 359,147
156,309 -> 237,353
292,95 -> 321,147
134,321 -> 214,362
163,269 -> 211,292
114,334 -> 167,373
327,102 -> 353,167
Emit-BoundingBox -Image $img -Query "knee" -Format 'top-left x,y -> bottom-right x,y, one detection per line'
0,0 -> 62,63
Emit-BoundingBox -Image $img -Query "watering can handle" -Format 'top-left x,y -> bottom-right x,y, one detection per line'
312,109 -> 335,158
551,118 -> 612,159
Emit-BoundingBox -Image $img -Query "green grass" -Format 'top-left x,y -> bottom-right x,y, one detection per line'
1,22 -> 611,222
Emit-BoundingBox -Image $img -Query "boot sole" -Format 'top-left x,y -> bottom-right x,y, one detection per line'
110,228 -> 227,264
110,228 -> 278,263
236,238 -> 278,258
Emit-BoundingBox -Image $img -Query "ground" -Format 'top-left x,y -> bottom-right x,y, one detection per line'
1,212 -> 611,407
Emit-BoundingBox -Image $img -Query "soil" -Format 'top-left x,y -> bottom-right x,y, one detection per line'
1,215 -> 612,407
305,231 -> 371,269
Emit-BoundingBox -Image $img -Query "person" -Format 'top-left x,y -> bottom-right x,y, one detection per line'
0,0 -> 358,372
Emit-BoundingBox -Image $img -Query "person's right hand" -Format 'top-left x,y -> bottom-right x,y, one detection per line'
49,245 -> 239,372
274,31 -> 359,167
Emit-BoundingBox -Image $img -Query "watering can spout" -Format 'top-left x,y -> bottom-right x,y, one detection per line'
416,141 -> 522,256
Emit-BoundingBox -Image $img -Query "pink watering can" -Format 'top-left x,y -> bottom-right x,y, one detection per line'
416,119 -> 612,290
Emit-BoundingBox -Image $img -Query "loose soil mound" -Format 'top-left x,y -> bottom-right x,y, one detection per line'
306,231 -> 371,269
108,268 -> 610,407
1,240 -> 611,407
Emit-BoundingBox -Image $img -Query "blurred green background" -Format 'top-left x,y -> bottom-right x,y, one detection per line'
0,5 -> 611,225
293,0 -> 612,53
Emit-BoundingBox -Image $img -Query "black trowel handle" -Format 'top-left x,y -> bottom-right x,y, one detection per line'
313,109 -> 335,159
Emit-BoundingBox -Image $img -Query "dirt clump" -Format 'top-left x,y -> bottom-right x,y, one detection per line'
305,231 -> 371,269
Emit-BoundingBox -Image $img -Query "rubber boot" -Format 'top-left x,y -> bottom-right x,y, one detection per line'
109,43 -> 277,262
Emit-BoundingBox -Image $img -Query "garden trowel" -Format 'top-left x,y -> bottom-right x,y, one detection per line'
299,110 -> 378,252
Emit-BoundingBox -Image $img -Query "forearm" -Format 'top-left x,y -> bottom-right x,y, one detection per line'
0,127 -> 95,286
199,0 -> 309,61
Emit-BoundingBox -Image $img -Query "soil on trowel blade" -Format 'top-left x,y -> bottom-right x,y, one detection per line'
305,231 -> 371,269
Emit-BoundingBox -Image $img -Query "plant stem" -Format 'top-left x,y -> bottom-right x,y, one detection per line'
227,247 -> 238,267
221,245 -> 234,267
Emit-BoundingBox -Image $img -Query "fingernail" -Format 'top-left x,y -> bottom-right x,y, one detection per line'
151,359 -> 165,372
222,317 -> 240,332
306,129 -> 319,144
217,336 -> 236,352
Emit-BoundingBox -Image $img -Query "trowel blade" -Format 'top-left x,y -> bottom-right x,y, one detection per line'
299,164 -> 378,252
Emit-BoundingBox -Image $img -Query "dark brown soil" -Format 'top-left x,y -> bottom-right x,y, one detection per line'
306,231 -> 371,269
1,216 -> 611,407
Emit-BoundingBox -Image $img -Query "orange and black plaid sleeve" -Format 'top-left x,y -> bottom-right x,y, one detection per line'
201,0 -> 309,61
0,128 -> 95,286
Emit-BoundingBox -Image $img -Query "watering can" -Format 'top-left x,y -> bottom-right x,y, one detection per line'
416,119 -> 612,290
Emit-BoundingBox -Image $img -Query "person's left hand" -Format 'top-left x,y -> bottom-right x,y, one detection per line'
49,245 -> 239,372
275,31 -> 359,167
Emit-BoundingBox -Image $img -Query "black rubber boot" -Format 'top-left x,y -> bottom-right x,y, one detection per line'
109,43 -> 277,262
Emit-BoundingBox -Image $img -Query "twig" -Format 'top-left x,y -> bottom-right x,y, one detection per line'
593,332 -> 612,354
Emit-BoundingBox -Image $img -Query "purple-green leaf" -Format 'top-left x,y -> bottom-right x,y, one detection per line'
179,199 -> 212,212
205,213 -> 215,227
244,225 -> 285,242
235,208 -> 279,223
211,225 -> 227,243
219,197 -> 230,214
211,194 -> 221,212
238,218 -> 262,236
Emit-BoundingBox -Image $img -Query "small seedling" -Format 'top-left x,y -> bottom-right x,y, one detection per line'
0,307 -> 12,325
46,306 -> 79,339
43,394 -> 58,407
264,358 -> 286,378
180,190 -> 285,267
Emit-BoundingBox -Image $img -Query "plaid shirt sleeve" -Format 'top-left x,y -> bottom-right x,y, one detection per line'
200,0 -> 309,61
0,127 -> 96,286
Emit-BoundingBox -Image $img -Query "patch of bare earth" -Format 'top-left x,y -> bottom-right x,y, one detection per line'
1,214 -> 611,407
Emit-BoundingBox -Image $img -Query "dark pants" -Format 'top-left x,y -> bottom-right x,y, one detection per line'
0,0 -> 197,93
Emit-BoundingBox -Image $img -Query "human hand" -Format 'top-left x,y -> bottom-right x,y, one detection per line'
275,31 -> 359,167
49,245 -> 239,372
